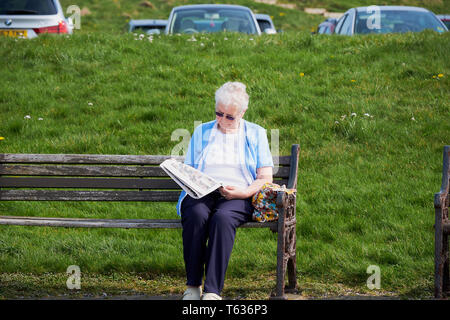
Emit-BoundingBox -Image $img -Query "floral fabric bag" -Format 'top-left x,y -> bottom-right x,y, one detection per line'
251,182 -> 296,222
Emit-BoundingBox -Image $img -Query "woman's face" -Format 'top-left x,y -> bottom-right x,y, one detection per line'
215,103 -> 245,133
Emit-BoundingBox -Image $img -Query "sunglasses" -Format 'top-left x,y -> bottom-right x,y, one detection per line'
215,111 -> 236,121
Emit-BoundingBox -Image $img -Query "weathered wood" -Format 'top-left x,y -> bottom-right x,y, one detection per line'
0,177 -> 181,189
0,190 -> 180,201
0,164 -> 290,178
287,144 -> 300,189
435,145 -> 450,298
0,154 -> 291,165
0,154 -> 182,165
0,216 -> 277,229
0,165 -> 169,177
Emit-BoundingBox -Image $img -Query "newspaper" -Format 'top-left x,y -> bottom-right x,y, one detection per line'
160,158 -> 223,199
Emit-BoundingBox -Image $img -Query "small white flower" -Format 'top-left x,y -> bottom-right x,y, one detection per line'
224,37 -> 228,40
38,118 -> 43,121
24,115 -> 31,119
200,43 -> 204,46
335,121 -> 339,124
351,112 -> 357,117
88,102 -> 93,106
340,115 -> 346,120
250,38 -> 254,41
139,34 -> 144,40
133,33 -> 137,37
188,36 -> 197,42
411,117 -> 416,121
364,113 -> 371,117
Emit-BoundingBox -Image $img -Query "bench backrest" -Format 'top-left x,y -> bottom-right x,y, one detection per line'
0,145 -> 299,202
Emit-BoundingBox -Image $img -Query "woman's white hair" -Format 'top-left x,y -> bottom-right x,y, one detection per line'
215,82 -> 249,113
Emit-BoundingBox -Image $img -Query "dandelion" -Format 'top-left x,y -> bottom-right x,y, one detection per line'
438,73 -> 444,78
0,137 -> 4,141
279,12 -> 285,17
433,75 -> 437,79
299,72 -> 305,77
24,115 -> 31,119
351,79 -> 356,82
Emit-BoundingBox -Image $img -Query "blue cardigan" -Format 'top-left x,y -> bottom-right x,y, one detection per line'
176,119 -> 274,216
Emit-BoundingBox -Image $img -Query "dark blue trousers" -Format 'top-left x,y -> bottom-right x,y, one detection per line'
180,190 -> 253,295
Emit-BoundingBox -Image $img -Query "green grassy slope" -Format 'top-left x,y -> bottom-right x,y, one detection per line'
0,0 -> 449,299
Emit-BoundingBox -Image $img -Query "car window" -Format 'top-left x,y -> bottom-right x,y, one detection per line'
0,0 -> 57,15
355,10 -> 447,34
334,14 -> 347,34
169,8 -> 257,34
340,12 -> 353,35
257,20 -> 271,32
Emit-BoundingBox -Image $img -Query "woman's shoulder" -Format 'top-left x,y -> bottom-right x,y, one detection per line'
243,120 -> 268,133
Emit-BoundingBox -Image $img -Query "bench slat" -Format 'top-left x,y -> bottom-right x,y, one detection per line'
0,177 -> 181,189
0,154 -> 291,166
0,165 -> 291,178
0,165 -> 169,177
0,190 -> 180,201
0,216 -> 276,229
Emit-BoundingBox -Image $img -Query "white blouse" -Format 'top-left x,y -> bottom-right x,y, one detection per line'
202,129 -> 249,189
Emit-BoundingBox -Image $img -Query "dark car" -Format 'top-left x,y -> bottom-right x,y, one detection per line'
316,18 -> 337,34
165,4 -> 260,35
334,6 -> 448,36
437,15 -> 450,30
128,19 -> 167,34
0,0 -> 73,38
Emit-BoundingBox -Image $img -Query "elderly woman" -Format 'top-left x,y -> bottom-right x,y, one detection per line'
177,82 -> 273,300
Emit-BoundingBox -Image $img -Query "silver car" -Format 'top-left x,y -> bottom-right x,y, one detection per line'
255,14 -> 277,34
334,6 -> 448,35
0,0 -> 73,39
165,4 -> 261,35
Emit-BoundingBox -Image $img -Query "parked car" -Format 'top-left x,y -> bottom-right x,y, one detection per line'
316,18 -> 337,34
437,14 -> 450,30
128,19 -> 167,35
333,6 -> 448,36
0,0 -> 73,38
165,4 -> 261,35
255,13 -> 277,34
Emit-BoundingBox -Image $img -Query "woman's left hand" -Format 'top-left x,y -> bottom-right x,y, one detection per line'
219,186 -> 249,200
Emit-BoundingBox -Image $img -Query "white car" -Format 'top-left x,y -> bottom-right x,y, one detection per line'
0,0 -> 73,39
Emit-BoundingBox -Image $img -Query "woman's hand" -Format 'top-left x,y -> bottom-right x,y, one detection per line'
219,186 -> 249,200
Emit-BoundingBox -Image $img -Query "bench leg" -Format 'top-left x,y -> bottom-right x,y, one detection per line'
443,234 -> 449,295
435,202 -> 449,299
271,192 -> 298,300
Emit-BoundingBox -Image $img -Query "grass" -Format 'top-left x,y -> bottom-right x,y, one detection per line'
0,0 -> 449,299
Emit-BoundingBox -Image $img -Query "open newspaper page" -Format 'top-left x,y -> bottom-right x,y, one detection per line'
160,158 -> 223,199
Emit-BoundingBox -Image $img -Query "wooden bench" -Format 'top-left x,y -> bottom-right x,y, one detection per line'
435,145 -> 450,298
0,144 -> 299,300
